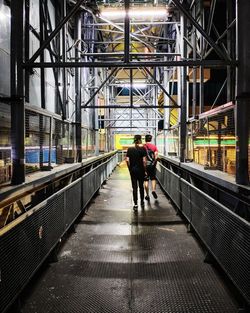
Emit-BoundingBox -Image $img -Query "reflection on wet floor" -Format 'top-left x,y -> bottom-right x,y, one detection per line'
21,162 -> 238,313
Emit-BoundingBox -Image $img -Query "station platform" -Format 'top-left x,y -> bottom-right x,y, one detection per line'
20,162 -> 239,313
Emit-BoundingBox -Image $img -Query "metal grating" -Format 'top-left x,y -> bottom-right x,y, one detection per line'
156,164 -> 250,304
19,164 -> 238,313
0,155 -> 117,313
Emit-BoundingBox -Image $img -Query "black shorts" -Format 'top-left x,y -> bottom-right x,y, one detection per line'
145,165 -> 156,181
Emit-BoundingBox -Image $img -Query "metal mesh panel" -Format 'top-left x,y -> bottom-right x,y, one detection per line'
191,108 -> 236,175
189,183 -> 250,303
0,156 -> 117,313
64,180 -> 82,228
39,194 -> 65,255
156,163 -> 180,208
157,163 -> 250,303
25,110 -> 51,174
180,179 -> 191,221
87,129 -> 96,156
166,126 -> 179,158
0,103 -> 11,184
53,119 -> 73,164
81,127 -> 88,158
0,213 -> 41,311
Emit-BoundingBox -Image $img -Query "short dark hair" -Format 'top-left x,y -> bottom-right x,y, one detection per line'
145,134 -> 152,142
134,134 -> 142,143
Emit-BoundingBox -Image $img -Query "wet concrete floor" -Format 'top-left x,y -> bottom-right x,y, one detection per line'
21,162 -> 238,313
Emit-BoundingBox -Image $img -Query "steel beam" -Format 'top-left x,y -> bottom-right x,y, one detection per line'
24,60 -> 233,69
75,12 -> 82,162
83,106 -> 176,109
39,0 -> 46,109
27,0 -> 85,64
11,0 -> 25,184
171,0 -> 229,60
144,68 -> 179,107
124,0 -> 130,63
81,68 -> 117,107
236,0 -> 250,185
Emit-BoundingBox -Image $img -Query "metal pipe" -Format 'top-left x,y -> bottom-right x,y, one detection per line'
75,12 -> 82,162
81,68 -> 117,107
27,0 -> 85,64
144,67 -> 178,107
171,0 -> 229,60
77,52 -> 181,57
39,0 -> 46,109
24,60 -> 234,69
11,0 -> 25,184
124,0 -> 130,63
83,105 -> 177,109
235,0 -> 250,185
24,0 -> 30,102
61,0 -> 67,119
99,118 -> 163,121
180,14 -> 187,162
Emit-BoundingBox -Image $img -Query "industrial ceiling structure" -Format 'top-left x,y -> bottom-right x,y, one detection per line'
3,0 -> 249,185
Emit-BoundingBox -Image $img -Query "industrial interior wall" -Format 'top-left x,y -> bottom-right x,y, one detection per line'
0,1 -> 98,182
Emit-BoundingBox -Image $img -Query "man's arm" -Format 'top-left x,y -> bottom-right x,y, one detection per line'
126,156 -> 130,169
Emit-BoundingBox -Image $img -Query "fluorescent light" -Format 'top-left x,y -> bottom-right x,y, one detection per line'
122,83 -> 147,88
100,8 -> 168,19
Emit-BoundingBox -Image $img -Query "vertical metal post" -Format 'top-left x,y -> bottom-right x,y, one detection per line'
192,3 -> 197,117
130,69 -> 133,130
75,12 -> 82,162
62,0 -> 67,119
180,14 -> 187,162
236,0 -> 250,185
226,0 -> 235,102
124,0 -> 130,63
24,0 -> 30,102
39,0 -> 46,109
154,68 -> 158,143
94,68 -> 99,156
11,0 -> 25,184
48,116 -> 53,166
199,0 -> 205,114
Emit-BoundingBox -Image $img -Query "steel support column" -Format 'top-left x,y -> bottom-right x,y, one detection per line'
39,0 -> 46,109
11,0 -> 25,184
236,0 -> 250,185
180,14 -> 187,162
124,0 -> 130,63
27,0 -> 85,64
81,68 -> 116,107
62,0 -> 67,119
75,12 -> 82,162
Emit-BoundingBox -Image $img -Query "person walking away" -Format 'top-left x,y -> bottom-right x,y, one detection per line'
126,135 -> 147,211
144,134 -> 158,200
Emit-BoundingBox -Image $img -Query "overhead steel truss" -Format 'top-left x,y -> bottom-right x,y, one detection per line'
9,0 -> 249,185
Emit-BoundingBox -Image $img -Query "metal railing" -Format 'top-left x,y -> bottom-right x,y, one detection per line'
156,162 -> 250,305
0,153 -> 118,313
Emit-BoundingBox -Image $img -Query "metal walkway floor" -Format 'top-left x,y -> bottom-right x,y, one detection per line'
21,163 -> 238,313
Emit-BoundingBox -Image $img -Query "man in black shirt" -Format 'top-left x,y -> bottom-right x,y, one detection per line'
126,135 -> 147,211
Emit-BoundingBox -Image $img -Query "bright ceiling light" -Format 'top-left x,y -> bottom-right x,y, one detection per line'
122,83 -> 147,89
100,7 -> 168,19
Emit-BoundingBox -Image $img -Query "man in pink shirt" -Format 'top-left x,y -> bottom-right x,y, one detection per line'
144,134 -> 158,200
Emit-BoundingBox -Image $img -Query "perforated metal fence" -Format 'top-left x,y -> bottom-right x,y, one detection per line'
192,106 -> 236,174
156,162 -> 250,305
156,104 -> 242,178
0,105 -> 100,184
0,153 -> 118,313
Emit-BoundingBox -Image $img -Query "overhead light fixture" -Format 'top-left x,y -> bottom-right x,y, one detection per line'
100,7 -> 168,19
122,83 -> 147,89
